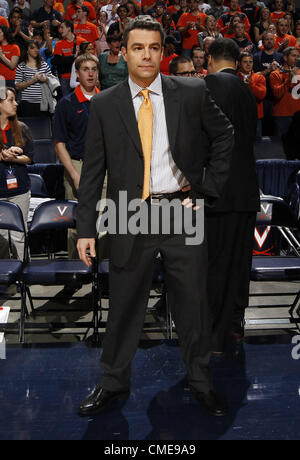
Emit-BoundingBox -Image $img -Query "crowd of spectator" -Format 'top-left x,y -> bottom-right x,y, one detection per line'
0,0 -> 298,138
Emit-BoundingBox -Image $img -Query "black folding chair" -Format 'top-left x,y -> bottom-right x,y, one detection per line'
28,173 -> 48,198
0,201 -> 28,342
250,195 -> 300,331
21,200 -> 100,343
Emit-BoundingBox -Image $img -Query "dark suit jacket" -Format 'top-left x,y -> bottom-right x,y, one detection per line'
205,68 -> 260,213
77,74 -> 234,267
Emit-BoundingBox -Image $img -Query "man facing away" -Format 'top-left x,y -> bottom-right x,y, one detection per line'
76,16 -> 234,418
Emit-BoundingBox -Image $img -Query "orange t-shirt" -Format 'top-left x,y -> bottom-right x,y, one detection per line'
0,44 -> 20,81
274,34 -> 298,49
65,1 -> 96,22
160,53 -> 178,75
54,2 -> 65,15
74,21 -> 100,46
270,11 -> 286,24
270,68 -> 300,117
54,36 -> 87,78
0,16 -> 9,27
177,12 -> 207,49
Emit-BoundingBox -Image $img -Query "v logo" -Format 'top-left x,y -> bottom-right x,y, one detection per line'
57,206 -> 68,216
254,226 -> 271,248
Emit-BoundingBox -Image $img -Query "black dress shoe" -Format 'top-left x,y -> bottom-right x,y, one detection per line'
190,388 -> 228,417
78,386 -> 130,416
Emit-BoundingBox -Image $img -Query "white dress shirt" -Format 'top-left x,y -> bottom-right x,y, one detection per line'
128,74 -> 188,194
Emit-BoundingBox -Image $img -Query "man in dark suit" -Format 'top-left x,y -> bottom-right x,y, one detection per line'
205,39 -> 260,353
76,16 -> 234,417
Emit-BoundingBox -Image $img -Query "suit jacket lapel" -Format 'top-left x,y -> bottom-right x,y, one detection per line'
115,80 -> 143,157
161,75 -> 180,155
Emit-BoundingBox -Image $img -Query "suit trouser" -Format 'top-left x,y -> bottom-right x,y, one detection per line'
207,211 -> 256,351
0,191 -> 30,260
100,210 -> 213,393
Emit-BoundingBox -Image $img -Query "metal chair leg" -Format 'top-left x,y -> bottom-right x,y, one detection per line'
19,283 -> 26,343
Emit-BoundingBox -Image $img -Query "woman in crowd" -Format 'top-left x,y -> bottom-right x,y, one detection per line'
0,87 -> 33,260
97,10 -> 109,53
99,34 -> 128,90
198,15 -> 222,48
15,40 -> 54,117
0,25 -> 20,87
253,7 -> 271,45
9,7 -> 31,51
70,41 -> 94,88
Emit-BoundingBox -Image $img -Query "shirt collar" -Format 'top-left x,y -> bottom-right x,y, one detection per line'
75,85 -> 100,103
128,73 -> 162,100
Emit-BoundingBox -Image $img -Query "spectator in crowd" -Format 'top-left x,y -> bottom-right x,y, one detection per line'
0,0 -> 9,19
232,21 -> 255,52
13,0 -> 31,24
0,25 -> 20,87
15,40 -> 55,117
177,0 -> 207,57
274,17 -> 298,51
161,11 -> 182,46
205,38 -> 260,354
270,0 -> 286,24
97,10 -> 109,52
217,0 -> 251,36
126,1 -> 140,19
31,0 -> 63,40
107,4 -> 130,37
284,12 -> 295,35
286,0 -> 300,21
253,7 -> 271,44
98,34 -> 128,89
172,0 -> 190,25
202,35 -> 215,67
9,7 -> 31,52
198,0 -> 211,15
53,53 -> 100,260
241,0 -> 262,26
197,14 -> 223,47
153,2 -> 166,24
74,5 -> 101,56
31,27 -> 56,72
100,0 -> 120,26
238,51 -> 267,137
169,54 -> 198,76
270,46 -> 300,136
0,87 -> 33,261
167,0 -> 181,17
52,20 -> 87,95
206,0 -> 229,21
160,35 -> 178,75
70,40 -> 94,87
192,45 -> 207,77
66,0 -> 97,24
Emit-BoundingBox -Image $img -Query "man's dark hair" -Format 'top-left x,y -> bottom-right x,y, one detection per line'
238,51 -> 253,62
169,56 -> 192,75
117,4 -> 129,14
107,34 -> 122,44
283,46 -> 299,58
262,31 -> 275,44
123,15 -> 165,48
62,19 -> 74,33
81,5 -> 89,16
191,46 -> 204,58
208,38 -> 240,63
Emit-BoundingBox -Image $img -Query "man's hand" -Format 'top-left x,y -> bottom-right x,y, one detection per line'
77,238 -> 96,267
71,170 -> 81,191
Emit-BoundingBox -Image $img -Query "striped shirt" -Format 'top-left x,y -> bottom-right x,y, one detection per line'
15,61 -> 52,103
129,74 -> 188,194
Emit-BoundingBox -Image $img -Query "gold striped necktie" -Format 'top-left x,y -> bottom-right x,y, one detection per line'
138,89 -> 153,201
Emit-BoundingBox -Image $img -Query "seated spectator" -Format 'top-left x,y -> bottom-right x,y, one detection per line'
269,46 -> 300,136
274,17 -> 297,52
169,55 -> 198,76
160,35 -> 178,75
177,0 -> 207,57
223,15 -> 251,40
74,5 -> 101,56
0,86 -> 33,260
31,0 -> 63,40
253,7 -> 271,45
98,10 -> 109,52
270,0 -> 286,24
99,34 -> 128,90
13,0 -> 32,24
232,21 -> 255,53
52,20 -> 87,96
70,40 -> 94,87
238,51 -> 266,137
192,45 -> 207,77
15,40 -> 56,117
107,4 -> 130,38
0,25 -> 21,87
206,0 -> 229,21
9,7 -> 31,52
198,14 -> 223,48
217,0 -> 251,35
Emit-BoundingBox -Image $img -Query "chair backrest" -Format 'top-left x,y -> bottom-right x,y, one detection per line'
29,174 -> 48,198
29,200 -> 78,234
257,195 -> 299,228
32,139 -> 57,164
19,117 -> 52,140
0,201 -> 26,233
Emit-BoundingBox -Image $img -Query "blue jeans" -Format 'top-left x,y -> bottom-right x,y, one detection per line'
274,116 -> 293,137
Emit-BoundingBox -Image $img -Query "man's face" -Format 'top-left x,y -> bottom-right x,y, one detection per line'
60,23 -> 70,38
118,7 -> 128,19
156,5 -> 164,16
286,50 -> 300,67
275,0 -> 283,10
122,29 -> 163,86
230,0 -> 239,11
277,20 -> 288,36
235,23 -> 245,37
192,50 -> 205,68
263,33 -> 275,50
240,56 -> 253,73
77,8 -> 86,21
110,39 -> 121,54
175,61 -> 197,77
76,60 -> 98,90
